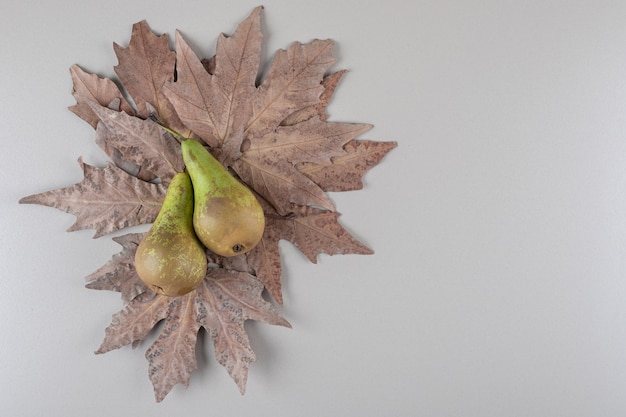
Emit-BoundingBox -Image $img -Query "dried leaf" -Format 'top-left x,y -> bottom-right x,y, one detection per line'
245,39 -> 335,140
248,201 -> 372,303
201,56 -> 216,75
299,139 -> 398,191
113,20 -> 182,130
287,210 -> 373,262
145,294 -> 200,402
85,233 -> 150,303
233,155 -> 335,215
68,64 -> 151,180
232,117 -> 371,215
281,69 -> 347,125
95,123 -> 150,182
69,64 -> 134,128
244,117 -> 372,165
163,6 -> 263,163
19,158 -> 165,238
246,220 -> 284,305
97,267 -> 290,401
199,268 -> 290,393
162,11 -> 350,218
96,294 -> 171,355
233,115 -> 372,215
89,102 -> 184,183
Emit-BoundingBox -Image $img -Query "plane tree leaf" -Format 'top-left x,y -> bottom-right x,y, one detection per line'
84,233 -> 150,304
96,264 -> 290,401
247,200 -> 372,304
299,139 -> 399,191
113,20 -> 183,131
89,102 -> 184,183
19,158 -> 165,238
69,64 -> 135,128
163,6 -> 262,164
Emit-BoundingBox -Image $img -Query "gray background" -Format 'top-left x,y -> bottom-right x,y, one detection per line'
3,0 -> 626,415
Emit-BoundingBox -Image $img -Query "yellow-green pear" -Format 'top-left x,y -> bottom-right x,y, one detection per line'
181,139 -> 265,257
134,172 -> 207,296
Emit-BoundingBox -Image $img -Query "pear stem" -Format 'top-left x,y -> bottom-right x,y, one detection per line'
150,117 -> 188,143
161,125 -> 187,142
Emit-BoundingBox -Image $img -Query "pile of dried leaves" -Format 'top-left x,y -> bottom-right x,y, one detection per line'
20,6 -> 396,401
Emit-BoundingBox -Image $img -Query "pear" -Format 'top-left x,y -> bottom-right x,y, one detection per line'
181,138 -> 265,257
134,172 -> 207,296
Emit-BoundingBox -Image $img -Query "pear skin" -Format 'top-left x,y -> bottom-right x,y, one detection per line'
135,172 -> 207,296
181,139 -> 265,257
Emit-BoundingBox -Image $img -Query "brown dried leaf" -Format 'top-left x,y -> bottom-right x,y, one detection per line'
247,201 -> 372,304
219,253 -> 255,274
272,205 -> 372,263
244,117 -> 372,165
233,106 -> 372,216
197,268 -> 290,394
113,20 -> 183,130
19,158 -> 165,238
246,221 -> 284,305
96,292 -> 198,402
163,6 -> 263,164
96,267 -> 290,401
89,102 -> 184,183
162,10 -> 353,217
68,64 -> 134,128
75,97 -> 145,179
85,233 -> 150,303
245,39 -> 335,140
96,295 -> 170,355
281,69 -> 347,125
96,122 -> 149,182
230,38 -> 348,215
233,155 -> 335,215
299,139 -> 398,191
145,294 -> 200,402
288,210 -> 373,262
201,56 -> 216,75
162,32 -> 217,147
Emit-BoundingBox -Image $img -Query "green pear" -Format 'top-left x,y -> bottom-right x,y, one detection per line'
181,138 -> 265,257
134,172 -> 207,296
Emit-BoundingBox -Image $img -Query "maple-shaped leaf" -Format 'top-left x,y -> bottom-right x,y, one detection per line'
67,67 -> 143,178
247,200 -> 372,304
19,158 -> 165,238
242,117 -> 372,166
299,139 -> 398,191
163,8 -> 344,217
234,118 -> 371,213
96,267 -> 290,401
69,64 -> 135,128
163,6 -> 262,163
197,269 -> 291,393
69,22 -> 186,180
85,233 -> 150,303
233,155 -> 335,215
89,102 -> 184,183
144,293 -> 199,402
281,69 -> 348,126
227,39 -> 338,213
245,38 -> 335,140
113,20 -> 184,132
96,291 -> 172,354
